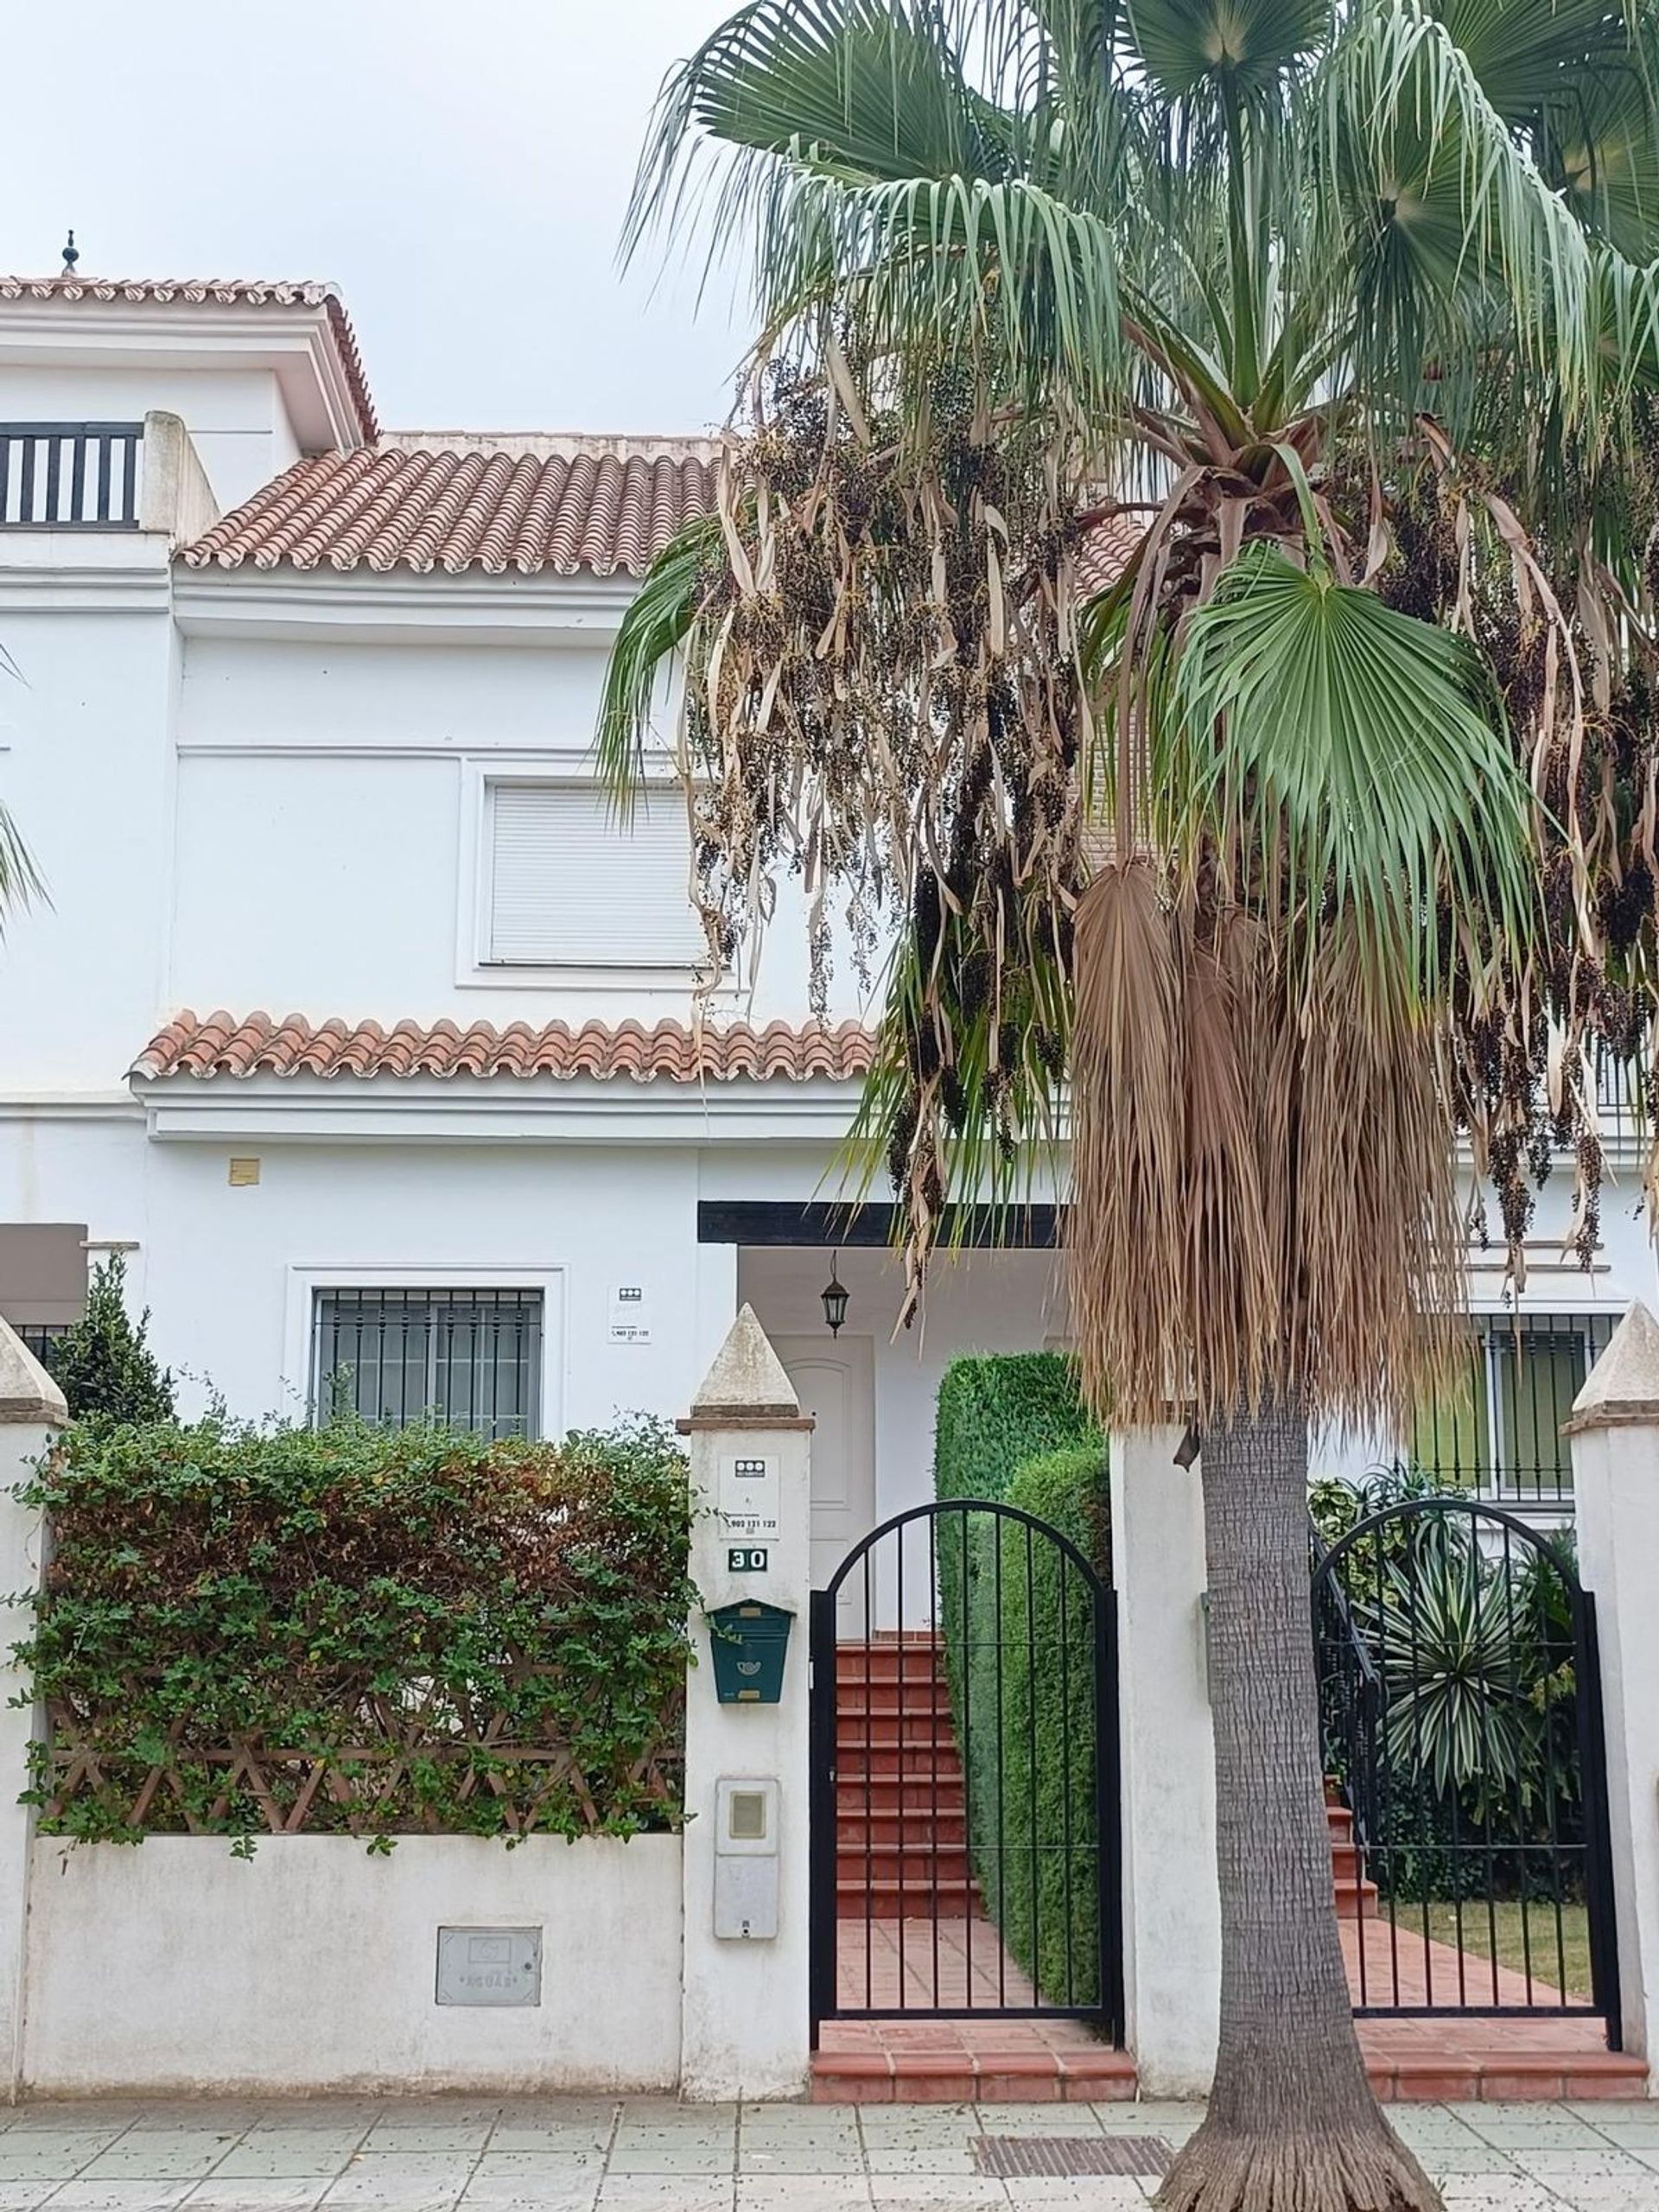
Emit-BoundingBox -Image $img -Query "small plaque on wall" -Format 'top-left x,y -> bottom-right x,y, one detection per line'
435,1926 -> 543,2007
609,1284 -> 652,1345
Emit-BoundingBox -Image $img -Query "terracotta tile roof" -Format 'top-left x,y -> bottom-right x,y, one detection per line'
179,434 -> 721,578
133,1011 -> 876,1084
0,275 -> 376,440
1076,512 -> 1143,595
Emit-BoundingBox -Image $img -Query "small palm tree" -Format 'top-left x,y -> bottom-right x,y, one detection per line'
602,4 -> 1659,2204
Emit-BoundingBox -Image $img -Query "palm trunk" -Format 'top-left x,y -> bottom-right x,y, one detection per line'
1159,1402 -> 1441,2212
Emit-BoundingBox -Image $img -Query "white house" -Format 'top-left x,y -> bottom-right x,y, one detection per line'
0,270 -> 1646,1576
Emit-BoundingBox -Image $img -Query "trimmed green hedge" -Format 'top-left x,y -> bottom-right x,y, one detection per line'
931,1355 -> 1109,2010
933,1352 -> 1097,1506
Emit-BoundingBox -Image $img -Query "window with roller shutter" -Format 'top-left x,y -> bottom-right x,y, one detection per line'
484,781 -> 705,968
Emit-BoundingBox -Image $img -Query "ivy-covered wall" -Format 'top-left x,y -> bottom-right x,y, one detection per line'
15,1413 -> 696,1849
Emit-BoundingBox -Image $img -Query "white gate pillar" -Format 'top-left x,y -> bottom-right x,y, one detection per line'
0,1325 -> 63,2099
1567,1300 -> 1659,2077
1108,1425 -> 1220,2096
677,1305 -> 814,2101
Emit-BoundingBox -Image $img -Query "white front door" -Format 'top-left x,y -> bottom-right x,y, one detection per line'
774,1334 -> 876,1640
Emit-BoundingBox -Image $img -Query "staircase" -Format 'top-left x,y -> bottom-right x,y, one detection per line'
1328,1795 -> 1380,1920
835,1637 -> 977,1919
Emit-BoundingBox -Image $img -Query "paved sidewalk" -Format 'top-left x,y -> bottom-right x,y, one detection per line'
0,2096 -> 1650,2210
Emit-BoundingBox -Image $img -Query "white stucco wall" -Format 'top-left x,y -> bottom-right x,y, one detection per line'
22,1836 -> 682,2094
0,364 -> 301,507
0,580 -> 180,1089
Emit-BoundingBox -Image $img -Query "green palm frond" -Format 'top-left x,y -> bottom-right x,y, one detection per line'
594,516 -> 721,817
1374,1547 -> 1541,1802
1125,0 -> 1331,101
1164,545 -> 1535,997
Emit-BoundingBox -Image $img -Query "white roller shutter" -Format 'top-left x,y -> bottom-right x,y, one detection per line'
487,783 -> 704,966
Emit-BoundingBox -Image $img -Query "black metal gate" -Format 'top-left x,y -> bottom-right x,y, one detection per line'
809,1500 -> 1122,2043
1313,1497 -> 1620,2037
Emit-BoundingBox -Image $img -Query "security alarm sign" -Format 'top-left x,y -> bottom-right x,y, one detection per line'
719,1452 -> 780,1537
608,1284 -> 652,1346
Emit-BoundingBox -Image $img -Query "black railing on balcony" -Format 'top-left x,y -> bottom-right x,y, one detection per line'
0,422 -> 143,529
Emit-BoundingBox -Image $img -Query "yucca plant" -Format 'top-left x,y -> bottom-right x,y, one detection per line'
601,3 -> 1659,2203
1373,1547 -> 1541,1809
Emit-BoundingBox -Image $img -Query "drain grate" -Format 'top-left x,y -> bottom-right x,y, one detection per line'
973,2134 -> 1174,2179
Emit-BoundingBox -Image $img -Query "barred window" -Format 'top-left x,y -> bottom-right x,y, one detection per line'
1408,1313 -> 1613,1503
311,1289 -> 543,1441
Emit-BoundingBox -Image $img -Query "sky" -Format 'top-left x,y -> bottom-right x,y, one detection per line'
5,0 -> 750,436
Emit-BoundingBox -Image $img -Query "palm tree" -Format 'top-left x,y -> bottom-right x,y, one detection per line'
601,4 -> 1659,2204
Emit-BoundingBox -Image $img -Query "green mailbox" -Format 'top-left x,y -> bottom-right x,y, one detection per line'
707,1601 -> 794,1704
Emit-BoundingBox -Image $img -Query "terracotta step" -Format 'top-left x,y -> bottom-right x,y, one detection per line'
836,1777 -> 967,1815
837,1713 -> 957,1751
836,1684 -> 953,1718
839,1809 -> 969,1848
836,1874 -> 977,1916
836,1649 -> 944,1686
836,1846 -> 974,1888
1325,1796 -> 1379,1918
836,1745 -> 965,1781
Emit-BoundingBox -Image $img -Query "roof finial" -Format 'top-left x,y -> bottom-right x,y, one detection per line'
60,230 -> 78,276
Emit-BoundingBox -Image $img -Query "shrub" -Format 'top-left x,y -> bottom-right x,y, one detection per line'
15,1412 -> 695,1850
931,1352 -> 1109,2009
933,1351 -> 1095,1506
45,1253 -> 175,1426
980,1443 -> 1111,2006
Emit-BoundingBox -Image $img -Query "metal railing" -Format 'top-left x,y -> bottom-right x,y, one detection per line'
0,422 -> 143,528
310,1287 -> 544,1440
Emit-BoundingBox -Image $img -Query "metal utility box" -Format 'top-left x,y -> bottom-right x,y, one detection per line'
713,1777 -> 780,1939
707,1601 -> 793,1703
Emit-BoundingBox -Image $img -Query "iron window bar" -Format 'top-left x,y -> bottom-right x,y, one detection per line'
310,1287 -> 543,1440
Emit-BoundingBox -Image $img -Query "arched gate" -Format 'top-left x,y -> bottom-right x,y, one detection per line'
809,1498 -> 1122,2044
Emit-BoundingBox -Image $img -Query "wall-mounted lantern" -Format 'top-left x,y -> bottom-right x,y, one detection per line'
820,1253 -> 849,1337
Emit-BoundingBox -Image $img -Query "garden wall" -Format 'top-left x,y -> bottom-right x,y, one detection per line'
21,1834 -> 683,2094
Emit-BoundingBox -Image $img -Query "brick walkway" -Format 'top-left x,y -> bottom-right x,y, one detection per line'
812,1915 -> 1645,2104
0,2094 -> 1655,2209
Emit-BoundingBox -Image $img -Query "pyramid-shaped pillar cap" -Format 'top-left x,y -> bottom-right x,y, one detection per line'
0,1315 -> 67,1426
683,1304 -> 811,1432
1566,1300 -> 1659,1436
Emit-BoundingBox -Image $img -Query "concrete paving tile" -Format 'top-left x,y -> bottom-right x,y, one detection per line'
734,2183 -> 874,2212
1512,2148 -> 1651,2177
0,2142 -> 123,2170
459,2192 -> 598,2212
968,2111 -> 1103,2135
1462,2115 -> 1611,2149
1434,2184 -> 1573,2211
867,2187 -> 1014,2210
605,2150 -> 735,2178
1417,2148 -> 1522,2177
46,2188 -> 199,2212
859,2146 -> 980,2177
1001,2186 -> 1154,2207
332,2163 -> 476,2189
182,2186 -> 328,2212
0,2191 -> 65,2210
593,2184 -> 736,2212
467,2156 -> 608,2180
735,2145 -> 866,2175
1548,2184 -> 1659,2212
359,2117 -> 497,2135
212,2148 -> 368,2182
486,2129 -> 613,2156
0,2158 -> 109,2184
79,2155 -> 230,2184
316,2184 -> 467,2212
2,2115 -> 145,2138
354,2141 -> 488,2162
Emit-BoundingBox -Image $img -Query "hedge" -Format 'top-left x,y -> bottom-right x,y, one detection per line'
14,1412 -> 696,1850
931,1354 -> 1109,2009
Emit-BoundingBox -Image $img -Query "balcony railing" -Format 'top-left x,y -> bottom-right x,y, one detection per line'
0,421 -> 143,529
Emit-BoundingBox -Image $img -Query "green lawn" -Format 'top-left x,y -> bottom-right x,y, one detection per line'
1424,1901 -> 1591,2002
